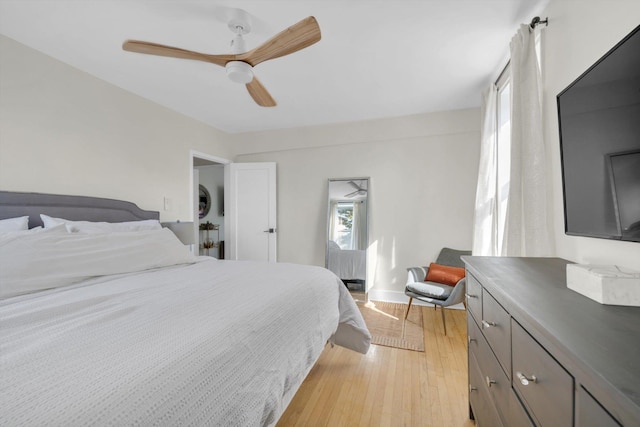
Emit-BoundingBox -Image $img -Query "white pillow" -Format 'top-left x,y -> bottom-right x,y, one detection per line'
40,214 -> 161,234
0,216 -> 29,231
0,228 -> 196,299
0,224 -> 68,244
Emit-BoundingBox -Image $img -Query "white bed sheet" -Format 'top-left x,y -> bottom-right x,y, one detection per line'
0,258 -> 370,426
328,248 -> 366,280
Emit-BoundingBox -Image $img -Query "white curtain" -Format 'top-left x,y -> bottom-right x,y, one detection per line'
502,24 -> 553,256
472,85 -> 499,256
352,201 -> 367,250
352,202 -> 360,250
328,201 -> 338,244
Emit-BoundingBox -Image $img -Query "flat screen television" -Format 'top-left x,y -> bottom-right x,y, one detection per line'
557,25 -> 640,243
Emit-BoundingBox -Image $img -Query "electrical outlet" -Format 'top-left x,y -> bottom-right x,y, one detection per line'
164,197 -> 172,211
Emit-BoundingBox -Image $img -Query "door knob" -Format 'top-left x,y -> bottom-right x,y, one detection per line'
263,228 -> 276,233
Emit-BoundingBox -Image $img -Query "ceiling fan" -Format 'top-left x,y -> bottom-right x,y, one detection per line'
345,181 -> 368,198
122,10 -> 321,107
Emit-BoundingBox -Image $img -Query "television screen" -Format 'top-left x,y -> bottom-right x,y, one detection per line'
557,25 -> 640,242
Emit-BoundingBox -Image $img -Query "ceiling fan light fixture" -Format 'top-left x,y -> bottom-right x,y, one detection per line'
225,61 -> 254,84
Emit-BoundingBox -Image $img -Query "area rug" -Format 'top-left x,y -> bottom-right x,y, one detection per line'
358,300 -> 425,352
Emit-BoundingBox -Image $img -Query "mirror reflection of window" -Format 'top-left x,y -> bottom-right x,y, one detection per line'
332,202 -> 354,249
329,201 -> 367,250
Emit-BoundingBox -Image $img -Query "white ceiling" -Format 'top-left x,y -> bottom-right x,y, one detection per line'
329,179 -> 368,201
0,0 -> 549,133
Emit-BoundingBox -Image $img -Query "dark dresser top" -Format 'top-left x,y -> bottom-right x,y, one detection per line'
462,256 -> 640,426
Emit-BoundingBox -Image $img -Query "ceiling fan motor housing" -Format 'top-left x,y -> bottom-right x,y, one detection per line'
225,28 -> 253,84
226,61 -> 254,84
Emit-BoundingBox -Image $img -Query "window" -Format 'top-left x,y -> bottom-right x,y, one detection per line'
331,202 -> 355,249
475,27 -> 544,256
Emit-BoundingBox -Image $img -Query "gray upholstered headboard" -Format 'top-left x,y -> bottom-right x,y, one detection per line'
0,191 -> 160,228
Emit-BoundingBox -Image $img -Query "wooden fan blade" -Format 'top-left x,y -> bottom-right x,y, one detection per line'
246,77 -> 276,107
122,40 -> 237,67
238,16 -> 321,67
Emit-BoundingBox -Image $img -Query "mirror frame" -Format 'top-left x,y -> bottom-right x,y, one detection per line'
326,177 -> 370,292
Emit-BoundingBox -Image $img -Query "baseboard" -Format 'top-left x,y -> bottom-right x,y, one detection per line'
366,289 -> 464,310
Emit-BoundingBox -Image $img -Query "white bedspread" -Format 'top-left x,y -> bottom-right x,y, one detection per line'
328,248 -> 366,281
0,258 -> 370,426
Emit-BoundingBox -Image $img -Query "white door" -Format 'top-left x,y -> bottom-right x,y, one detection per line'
225,162 -> 277,262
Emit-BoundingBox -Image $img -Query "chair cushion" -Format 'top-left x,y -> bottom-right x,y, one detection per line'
406,281 -> 453,300
425,263 -> 466,286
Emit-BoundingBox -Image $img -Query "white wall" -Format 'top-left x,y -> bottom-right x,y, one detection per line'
232,109 -> 481,293
0,33 -> 480,296
0,35 -> 233,221
539,0 -> 640,269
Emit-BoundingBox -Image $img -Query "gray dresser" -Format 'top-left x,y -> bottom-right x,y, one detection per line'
462,257 -> 640,427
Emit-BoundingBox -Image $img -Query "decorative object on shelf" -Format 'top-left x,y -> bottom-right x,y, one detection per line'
199,221 -> 220,256
161,221 -> 195,245
198,185 -> 211,219
566,264 -> 640,306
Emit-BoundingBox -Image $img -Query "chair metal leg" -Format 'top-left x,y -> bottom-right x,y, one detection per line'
441,306 -> 447,335
404,297 -> 413,320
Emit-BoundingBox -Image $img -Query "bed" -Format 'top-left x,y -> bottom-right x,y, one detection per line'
0,191 -> 371,426
327,240 -> 366,281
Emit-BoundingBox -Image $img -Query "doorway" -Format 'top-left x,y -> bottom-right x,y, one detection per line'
191,151 -> 229,258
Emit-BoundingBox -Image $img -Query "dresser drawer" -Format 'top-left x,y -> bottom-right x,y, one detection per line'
467,312 -> 482,358
481,289 -> 511,378
465,271 -> 482,323
469,350 -> 504,427
509,388 -> 535,427
576,386 -> 621,427
512,319 -> 573,427
468,314 -> 510,425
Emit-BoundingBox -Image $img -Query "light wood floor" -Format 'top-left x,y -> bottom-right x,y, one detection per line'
277,301 -> 475,427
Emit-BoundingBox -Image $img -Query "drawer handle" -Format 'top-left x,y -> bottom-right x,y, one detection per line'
465,293 -> 478,299
468,336 -> 476,344
485,376 -> 497,388
481,320 -> 497,329
516,371 -> 537,386
469,384 -> 477,393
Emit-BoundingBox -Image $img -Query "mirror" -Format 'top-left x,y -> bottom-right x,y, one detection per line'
198,184 -> 211,219
326,178 -> 369,292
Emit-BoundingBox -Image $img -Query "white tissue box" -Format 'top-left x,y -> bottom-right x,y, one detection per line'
566,264 -> 640,306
